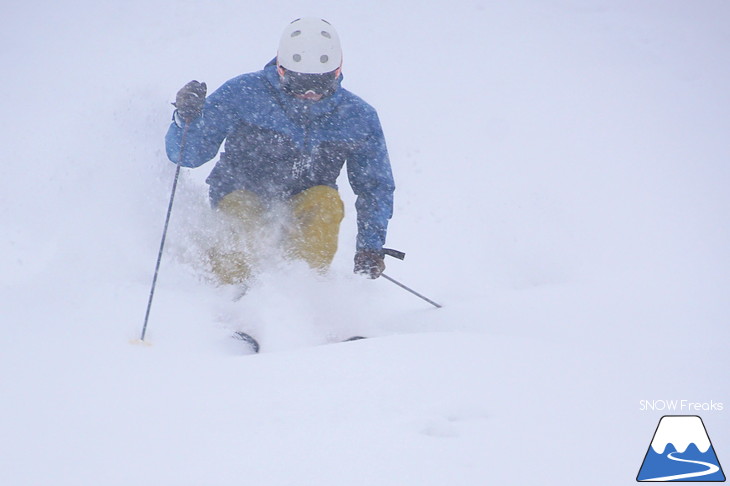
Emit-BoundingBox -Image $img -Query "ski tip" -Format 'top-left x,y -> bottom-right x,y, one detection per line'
342,336 -> 367,342
232,331 -> 260,354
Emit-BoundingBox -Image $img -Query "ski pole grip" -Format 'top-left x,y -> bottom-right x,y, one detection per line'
383,248 -> 406,260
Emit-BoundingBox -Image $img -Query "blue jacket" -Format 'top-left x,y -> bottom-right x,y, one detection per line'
166,59 -> 395,251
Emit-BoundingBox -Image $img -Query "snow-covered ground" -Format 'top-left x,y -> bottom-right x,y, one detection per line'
1,1 -> 728,484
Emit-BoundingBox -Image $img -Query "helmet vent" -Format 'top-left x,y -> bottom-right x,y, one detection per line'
321,30 -> 331,39
291,30 -> 301,37
320,55 -> 329,63
293,54 -> 302,62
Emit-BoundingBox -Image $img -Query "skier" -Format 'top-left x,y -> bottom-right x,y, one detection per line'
166,17 -> 395,285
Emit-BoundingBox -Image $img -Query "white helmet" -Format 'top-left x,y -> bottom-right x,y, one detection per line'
277,17 -> 342,74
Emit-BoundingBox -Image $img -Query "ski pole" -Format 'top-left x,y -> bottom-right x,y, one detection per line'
381,273 -> 443,309
139,124 -> 190,342
380,248 -> 442,309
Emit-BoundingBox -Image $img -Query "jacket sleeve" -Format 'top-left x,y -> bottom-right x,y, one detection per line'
165,82 -> 238,168
346,111 -> 395,251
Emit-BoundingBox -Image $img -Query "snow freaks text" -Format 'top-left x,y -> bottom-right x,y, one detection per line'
639,400 -> 724,412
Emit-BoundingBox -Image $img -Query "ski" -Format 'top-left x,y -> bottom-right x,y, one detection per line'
231,332 -> 367,354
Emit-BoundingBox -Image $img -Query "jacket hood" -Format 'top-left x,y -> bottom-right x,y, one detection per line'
262,58 -> 344,112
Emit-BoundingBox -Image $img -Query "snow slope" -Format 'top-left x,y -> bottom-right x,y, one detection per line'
1,1 -> 728,484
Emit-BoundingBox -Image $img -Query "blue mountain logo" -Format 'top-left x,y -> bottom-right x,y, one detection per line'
637,415 -> 725,482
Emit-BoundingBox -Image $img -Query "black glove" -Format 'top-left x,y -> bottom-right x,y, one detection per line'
354,249 -> 385,279
173,80 -> 207,122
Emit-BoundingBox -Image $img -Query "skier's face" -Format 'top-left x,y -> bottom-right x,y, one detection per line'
277,65 -> 341,101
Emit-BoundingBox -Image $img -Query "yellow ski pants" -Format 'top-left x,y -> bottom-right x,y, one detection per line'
210,185 -> 345,285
